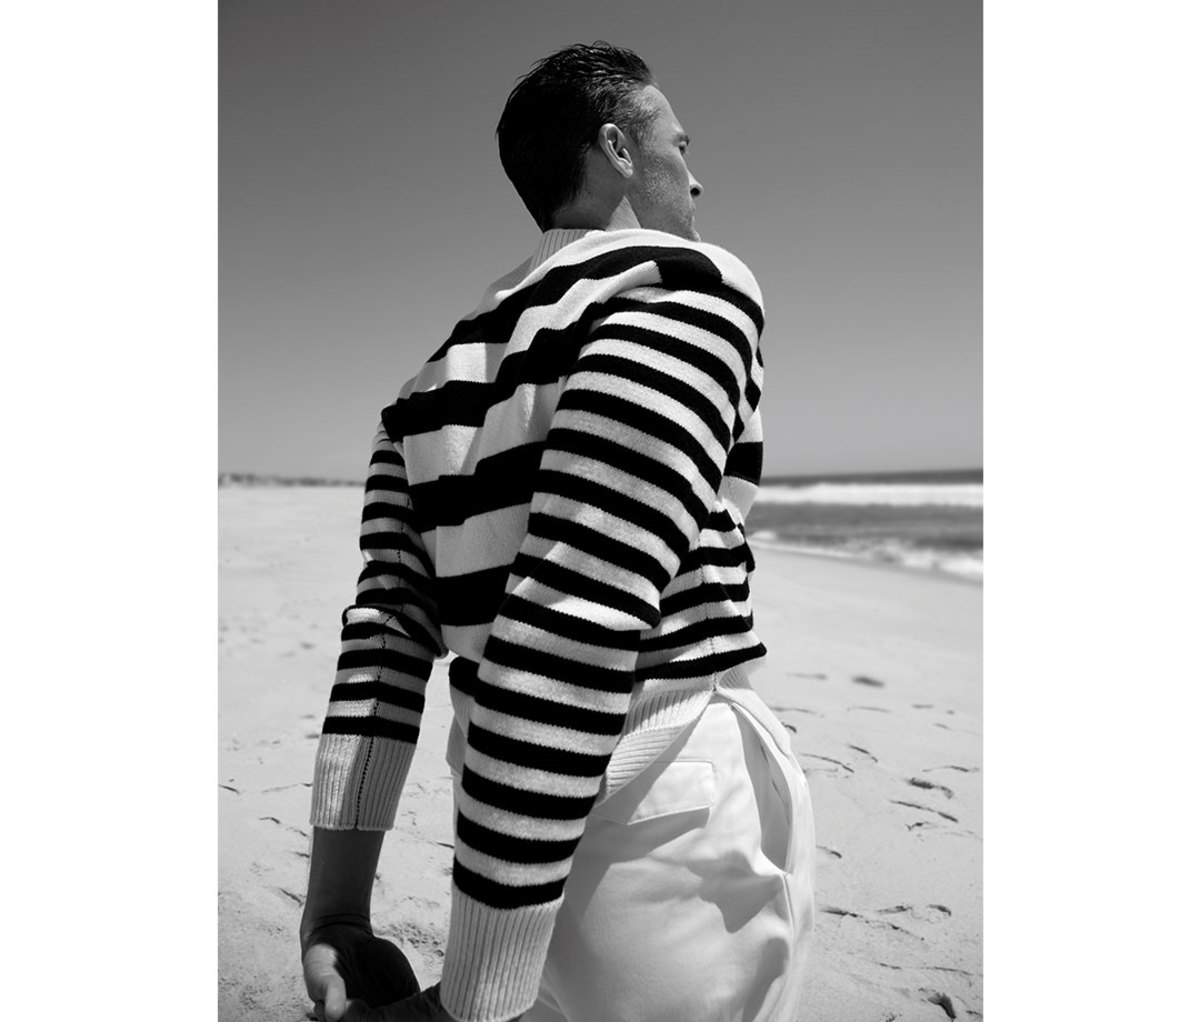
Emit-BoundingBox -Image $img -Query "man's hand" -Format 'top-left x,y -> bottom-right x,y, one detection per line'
338,983 -> 457,1021
302,922 -> 421,1020
336,984 -> 523,1022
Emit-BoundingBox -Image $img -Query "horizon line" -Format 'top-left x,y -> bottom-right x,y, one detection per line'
218,466 -> 984,487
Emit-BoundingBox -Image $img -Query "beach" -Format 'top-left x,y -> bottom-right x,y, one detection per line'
218,485 -> 982,1021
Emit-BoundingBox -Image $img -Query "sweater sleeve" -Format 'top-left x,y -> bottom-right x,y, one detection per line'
439,248 -> 765,1022
310,423 -> 446,831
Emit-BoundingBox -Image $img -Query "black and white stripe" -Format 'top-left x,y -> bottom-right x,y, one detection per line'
311,228 -> 768,1021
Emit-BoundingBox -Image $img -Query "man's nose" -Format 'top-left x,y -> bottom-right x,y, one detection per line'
690,175 -> 703,198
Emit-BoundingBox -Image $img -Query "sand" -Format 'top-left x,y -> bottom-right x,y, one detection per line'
219,486 -> 982,1021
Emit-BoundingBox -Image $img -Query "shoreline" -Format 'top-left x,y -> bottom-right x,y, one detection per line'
748,535 -> 984,587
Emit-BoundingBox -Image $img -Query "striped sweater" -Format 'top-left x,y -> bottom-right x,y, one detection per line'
311,227 -> 767,1022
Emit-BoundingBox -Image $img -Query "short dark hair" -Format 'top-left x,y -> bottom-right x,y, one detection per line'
496,42 -> 656,231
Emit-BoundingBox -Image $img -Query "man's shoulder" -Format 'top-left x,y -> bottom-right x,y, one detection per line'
549,229 -> 762,309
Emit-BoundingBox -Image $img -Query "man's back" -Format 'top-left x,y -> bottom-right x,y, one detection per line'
312,223 -> 775,1015
399,228 -> 765,667
317,223 -> 769,802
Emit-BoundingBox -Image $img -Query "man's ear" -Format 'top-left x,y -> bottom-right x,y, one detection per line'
596,123 -> 635,179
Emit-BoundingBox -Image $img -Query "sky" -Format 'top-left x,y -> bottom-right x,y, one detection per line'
221,0 -> 980,479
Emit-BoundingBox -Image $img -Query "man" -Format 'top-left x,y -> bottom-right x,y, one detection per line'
300,42 -> 815,1022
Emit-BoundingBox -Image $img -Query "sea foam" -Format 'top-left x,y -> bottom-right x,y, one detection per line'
755,482 -> 983,508
749,532 -> 984,582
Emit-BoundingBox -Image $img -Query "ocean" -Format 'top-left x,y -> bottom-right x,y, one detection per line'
746,469 -> 983,582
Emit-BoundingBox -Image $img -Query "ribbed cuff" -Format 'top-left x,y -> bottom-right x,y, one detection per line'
309,733 -> 416,830
439,889 -> 561,1022
601,681 -> 715,797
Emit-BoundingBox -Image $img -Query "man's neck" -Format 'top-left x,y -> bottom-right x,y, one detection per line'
550,197 -> 640,233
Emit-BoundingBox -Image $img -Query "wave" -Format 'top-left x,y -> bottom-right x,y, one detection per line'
750,531 -> 983,582
754,482 -> 983,508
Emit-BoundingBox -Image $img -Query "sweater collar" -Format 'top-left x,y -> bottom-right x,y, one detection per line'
529,228 -> 600,269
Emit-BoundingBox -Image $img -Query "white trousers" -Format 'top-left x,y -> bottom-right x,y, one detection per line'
522,686 -> 815,1022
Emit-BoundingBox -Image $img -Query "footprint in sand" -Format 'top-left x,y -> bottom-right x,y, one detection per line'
846,744 -> 878,763
891,800 -> 958,823
799,753 -> 854,774
769,704 -> 820,716
816,845 -> 843,860
852,675 -> 885,688
906,777 -> 954,799
934,721 -> 980,735
921,989 -> 959,1019
817,905 -> 924,943
876,903 -> 953,923
257,815 -> 310,839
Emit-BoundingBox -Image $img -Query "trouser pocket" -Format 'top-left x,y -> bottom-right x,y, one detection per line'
724,696 -> 813,880
589,757 -> 717,825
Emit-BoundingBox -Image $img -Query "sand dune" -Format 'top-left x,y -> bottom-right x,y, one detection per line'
218,486 -> 981,1021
